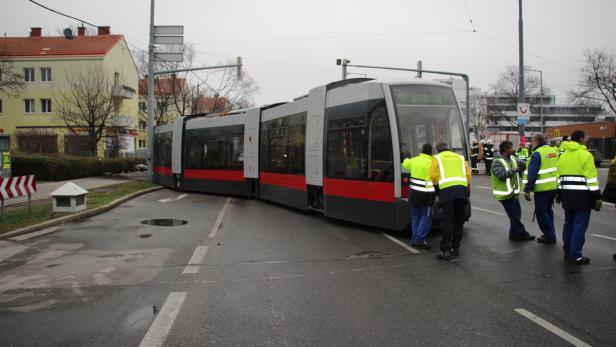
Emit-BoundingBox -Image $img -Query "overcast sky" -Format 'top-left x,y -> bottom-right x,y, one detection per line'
2,0 -> 615,107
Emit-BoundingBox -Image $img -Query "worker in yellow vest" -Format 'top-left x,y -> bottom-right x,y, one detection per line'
557,130 -> 602,265
402,143 -> 436,249
522,133 -> 559,244
430,142 -> 472,260
491,140 -> 536,241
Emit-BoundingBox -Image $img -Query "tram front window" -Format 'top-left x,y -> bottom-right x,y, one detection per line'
391,84 -> 467,163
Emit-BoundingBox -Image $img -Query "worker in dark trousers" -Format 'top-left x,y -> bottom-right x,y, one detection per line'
557,130 -> 602,265
402,143 -> 436,249
601,157 -> 616,261
523,133 -> 559,244
484,140 -> 495,175
491,141 -> 535,241
430,142 -> 472,260
470,140 -> 480,174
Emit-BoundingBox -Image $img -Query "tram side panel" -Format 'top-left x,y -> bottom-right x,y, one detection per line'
182,115 -> 252,196
153,123 -> 175,188
322,83 -> 397,229
258,99 -> 309,210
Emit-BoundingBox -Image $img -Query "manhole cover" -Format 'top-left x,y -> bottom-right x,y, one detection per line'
141,219 -> 188,227
138,233 -> 152,238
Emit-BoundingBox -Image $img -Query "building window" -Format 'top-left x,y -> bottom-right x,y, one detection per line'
139,140 -> 146,148
24,99 -> 35,113
0,99 -> 3,114
24,68 -> 34,82
41,67 -> 51,82
41,99 -> 52,113
138,120 -> 146,130
114,72 -> 120,85
139,102 -> 146,112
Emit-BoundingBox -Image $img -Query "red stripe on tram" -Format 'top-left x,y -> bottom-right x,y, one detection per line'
323,178 -> 394,202
184,169 -> 245,181
153,166 -> 173,176
260,172 -> 306,191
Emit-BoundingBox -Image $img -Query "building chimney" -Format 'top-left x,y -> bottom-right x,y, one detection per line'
30,27 -> 42,37
97,26 -> 110,36
77,26 -> 86,36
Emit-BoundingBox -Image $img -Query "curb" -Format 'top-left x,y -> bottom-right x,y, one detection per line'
1,186 -> 164,240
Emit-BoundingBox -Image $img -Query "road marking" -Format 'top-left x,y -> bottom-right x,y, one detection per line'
514,308 -> 590,347
208,198 -> 232,239
476,185 -> 492,189
471,206 -> 506,216
157,194 -> 188,204
183,246 -> 208,274
139,292 -> 186,347
380,232 -> 421,254
590,233 -> 616,242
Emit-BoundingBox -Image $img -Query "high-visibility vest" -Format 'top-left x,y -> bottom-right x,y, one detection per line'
403,153 -> 435,193
516,147 -> 529,161
434,151 -> 467,190
491,155 -> 520,200
557,143 -> 600,193
522,145 -> 558,192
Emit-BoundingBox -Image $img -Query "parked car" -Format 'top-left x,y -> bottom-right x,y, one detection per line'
588,148 -> 602,168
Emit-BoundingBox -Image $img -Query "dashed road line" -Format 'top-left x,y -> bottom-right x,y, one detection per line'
182,246 -> 208,274
514,308 -> 591,347
208,198 -> 232,239
380,232 -> 421,254
139,292 -> 186,347
476,185 -> 492,189
589,233 -> 616,242
471,206 -> 506,216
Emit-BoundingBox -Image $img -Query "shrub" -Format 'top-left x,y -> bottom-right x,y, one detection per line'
11,153 -> 146,181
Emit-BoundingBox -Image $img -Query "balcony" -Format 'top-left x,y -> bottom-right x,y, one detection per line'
112,85 -> 135,99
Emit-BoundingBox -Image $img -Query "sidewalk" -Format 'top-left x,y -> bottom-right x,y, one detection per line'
4,171 -> 148,207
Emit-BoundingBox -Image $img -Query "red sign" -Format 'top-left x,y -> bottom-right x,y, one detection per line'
0,175 -> 36,200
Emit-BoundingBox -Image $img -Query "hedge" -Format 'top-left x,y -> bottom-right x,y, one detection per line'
11,153 -> 146,181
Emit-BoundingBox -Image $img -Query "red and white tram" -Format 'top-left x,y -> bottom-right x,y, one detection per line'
153,78 -> 469,230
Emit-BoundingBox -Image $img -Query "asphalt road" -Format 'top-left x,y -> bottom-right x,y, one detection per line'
0,168 -> 614,346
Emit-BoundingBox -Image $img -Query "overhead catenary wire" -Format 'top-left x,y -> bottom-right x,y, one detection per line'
462,0 -> 477,32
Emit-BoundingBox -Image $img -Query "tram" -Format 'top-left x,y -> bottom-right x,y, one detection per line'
153,78 -> 470,230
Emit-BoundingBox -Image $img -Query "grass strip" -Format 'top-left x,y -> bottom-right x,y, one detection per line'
1,181 -> 158,235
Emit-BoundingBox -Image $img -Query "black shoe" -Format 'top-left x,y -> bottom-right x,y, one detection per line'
568,257 -> 590,265
411,240 -> 431,249
452,248 -> 460,257
537,235 -> 556,244
509,234 -> 536,241
437,250 -> 456,261
613,254 -> 616,261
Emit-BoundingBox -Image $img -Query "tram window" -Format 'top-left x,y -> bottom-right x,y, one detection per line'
226,135 -> 244,169
185,130 -> 205,169
154,132 -> 172,167
260,112 -> 306,174
185,125 -> 244,170
368,103 -> 393,181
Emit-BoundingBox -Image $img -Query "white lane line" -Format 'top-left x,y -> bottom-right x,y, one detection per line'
590,233 -> 616,242
381,232 -> 421,255
182,246 -> 208,274
157,194 -> 188,204
208,197 -> 232,239
476,185 -> 492,189
139,292 -> 186,347
514,308 -> 591,347
471,206 -> 506,216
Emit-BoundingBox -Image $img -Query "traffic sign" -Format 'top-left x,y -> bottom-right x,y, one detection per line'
154,36 -> 183,45
155,52 -> 184,62
517,103 -> 531,121
0,175 -> 36,200
154,26 -> 184,35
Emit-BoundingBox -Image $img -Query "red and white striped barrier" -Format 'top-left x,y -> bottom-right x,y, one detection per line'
0,175 -> 37,200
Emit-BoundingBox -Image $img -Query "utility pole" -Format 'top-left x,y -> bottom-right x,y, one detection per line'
146,0 -> 155,182
518,0 -> 525,138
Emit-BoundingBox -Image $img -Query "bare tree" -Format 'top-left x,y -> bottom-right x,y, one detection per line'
490,65 -> 551,104
53,65 -> 118,156
0,46 -> 24,97
569,49 -> 616,114
470,93 -> 489,139
194,60 -> 259,113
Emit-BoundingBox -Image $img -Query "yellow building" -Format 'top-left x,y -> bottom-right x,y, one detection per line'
0,26 -> 139,157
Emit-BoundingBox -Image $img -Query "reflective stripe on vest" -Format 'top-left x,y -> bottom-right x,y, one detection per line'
492,157 -> 520,198
434,153 -> 467,187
